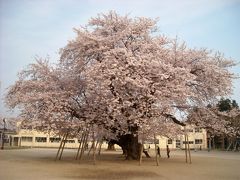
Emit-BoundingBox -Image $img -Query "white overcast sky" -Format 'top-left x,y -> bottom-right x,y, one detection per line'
0,0 -> 239,117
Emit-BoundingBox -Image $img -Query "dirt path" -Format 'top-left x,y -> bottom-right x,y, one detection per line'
0,148 -> 239,180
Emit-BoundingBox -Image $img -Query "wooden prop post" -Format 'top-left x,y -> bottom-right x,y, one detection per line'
186,135 -> 192,164
79,130 -> 89,160
76,131 -> 84,160
139,144 -> 144,166
208,135 -> 212,152
95,140 -> 99,154
88,130 -> 97,156
98,140 -> 103,156
227,138 -> 233,151
154,134 -> 159,166
87,142 -> 94,156
233,141 -> 238,151
139,134 -> 144,166
184,127 -> 188,163
78,132 -> 87,160
59,132 -> 68,160
92,131 -> 97,165
55,133 -> 66,161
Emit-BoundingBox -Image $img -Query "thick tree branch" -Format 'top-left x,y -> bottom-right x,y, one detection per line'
164,114 -> 186,126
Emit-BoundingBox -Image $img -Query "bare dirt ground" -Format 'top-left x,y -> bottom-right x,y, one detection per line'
0,148 -> 239,180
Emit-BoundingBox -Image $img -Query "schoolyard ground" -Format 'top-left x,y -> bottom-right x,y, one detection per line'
0,148 -> 239,180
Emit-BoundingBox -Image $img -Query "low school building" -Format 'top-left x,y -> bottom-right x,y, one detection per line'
7,126 -> 208,150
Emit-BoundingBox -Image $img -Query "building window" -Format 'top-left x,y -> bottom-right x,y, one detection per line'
1,134 -> 9,143
35,137 -> 47,142
176,140 -> 181,148
65,139 -> 75,143
154,139 -> 159,144
22,137 -> 33,142
168,139 -> 172,144
183,129 -> 193,133
50,137 -> 61,143
195,139 -> 203,144
183,141 -> 194,144
195,128 -> 202,133
145,139 -> 159,144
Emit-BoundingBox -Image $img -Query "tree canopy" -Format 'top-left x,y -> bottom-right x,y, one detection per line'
5,11 -> 237,159
187,98 -> 240,139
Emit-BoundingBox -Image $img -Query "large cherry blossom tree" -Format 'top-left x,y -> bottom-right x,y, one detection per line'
6,11 -> 236,159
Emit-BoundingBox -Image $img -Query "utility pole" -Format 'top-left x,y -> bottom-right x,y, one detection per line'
1,118 -> 6,150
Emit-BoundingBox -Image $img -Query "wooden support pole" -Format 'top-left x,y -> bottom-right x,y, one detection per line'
55,133 -> 66,161
139,136 -> 144,166
59,132 -> 68,160
88,134 -> 98,157
95,140 -> 99,153
208,136 -> 211,152
139,130 -> 144,166
78,132 -> 87,160
76,131 -> 84,160
92,131 -> 97,165
98,140 -> 103,156
74,126 -> 82,159
186,135 -> 192,164
184,127 -> 188,163
139,144 -> 144,166
212,136 -> 215,149
221,134 -> 225,150
87,142 -> 94,156
227,142 -> 232,151
154,134 -> 159,166
79,130 -> 89,160
233,141 -> 238,151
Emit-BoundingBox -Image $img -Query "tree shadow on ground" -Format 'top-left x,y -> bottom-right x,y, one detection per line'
65,169 -> 161,180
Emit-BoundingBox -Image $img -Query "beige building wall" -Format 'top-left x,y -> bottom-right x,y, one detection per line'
11,129 -> 122,149
147,126 -> 207,150
10,126 -> 207,150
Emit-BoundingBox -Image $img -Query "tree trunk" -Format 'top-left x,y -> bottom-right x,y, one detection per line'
221,134 -> 225,150
208,137 -> 211,152
108,125 -> 152,160
110,133 -> 149,160
120,134 -> 141,160
107,142 -> 116,151
212,137 -> 215,149
139,143 -> 144,165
